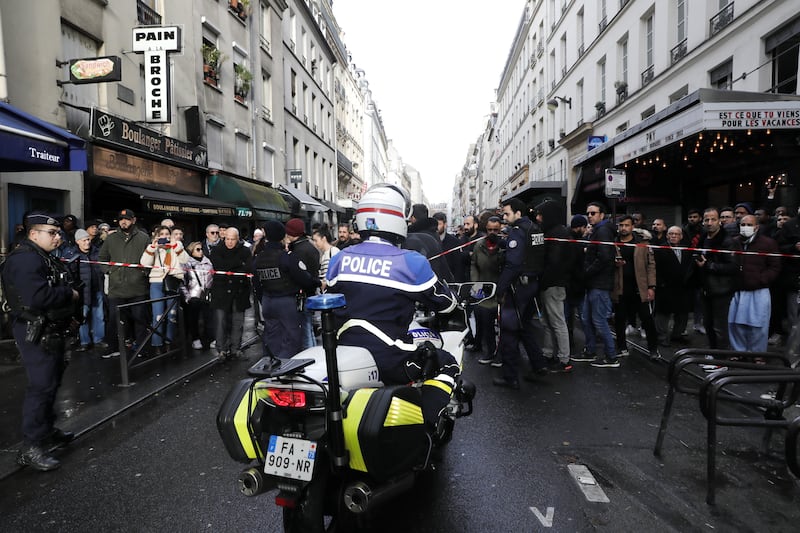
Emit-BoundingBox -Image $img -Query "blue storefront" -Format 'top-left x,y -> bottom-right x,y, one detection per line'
0,101 -> 88,254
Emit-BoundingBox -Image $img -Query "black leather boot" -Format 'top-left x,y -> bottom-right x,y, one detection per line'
16,444 -> 61,471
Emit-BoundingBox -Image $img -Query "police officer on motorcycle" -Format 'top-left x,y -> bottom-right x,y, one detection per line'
325,183 -> 459,426
493,198 -> 547,389
1,213 -> 80,470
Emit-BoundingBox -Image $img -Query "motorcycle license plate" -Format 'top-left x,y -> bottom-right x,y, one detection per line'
264,435 -> 317,481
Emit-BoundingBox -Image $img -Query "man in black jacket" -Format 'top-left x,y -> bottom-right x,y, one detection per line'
209,227 -> 252,360
536,200 -> 573,372
433,211 -> 465,282
654,226 -> 695,347
694,207 -> 740,354
406,204 -> 454,283
574,202 -> 619,368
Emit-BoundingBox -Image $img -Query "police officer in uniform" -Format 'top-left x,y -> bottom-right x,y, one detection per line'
494,198 -> 547,389
254,221 -> 320,359
326,183 -> 460,427
2,213 -> 80,470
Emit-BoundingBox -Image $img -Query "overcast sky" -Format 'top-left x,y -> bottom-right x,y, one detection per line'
332,1 -> 526,204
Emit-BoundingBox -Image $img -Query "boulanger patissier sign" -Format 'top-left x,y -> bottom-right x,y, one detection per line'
132,26 -> 181,123
90,108 -> 207,170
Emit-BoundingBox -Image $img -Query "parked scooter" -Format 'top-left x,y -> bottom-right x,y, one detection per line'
217,282 -> 495,532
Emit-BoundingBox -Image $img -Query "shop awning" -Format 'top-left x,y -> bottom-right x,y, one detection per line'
278,184 -> 327,212
0,101 -> 87,171
208,174 -> 290,218
321,199 -> 345,213
109,183 -> 236,217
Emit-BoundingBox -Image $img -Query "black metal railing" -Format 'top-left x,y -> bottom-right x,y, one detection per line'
671,38 -> 688,65
598,16 -> 608,34
641,65 -> 655,87
709,2 -> 734,36
137,0 -> 162,25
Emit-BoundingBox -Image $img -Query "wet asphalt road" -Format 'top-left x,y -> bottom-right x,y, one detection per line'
1,342 -> 800,532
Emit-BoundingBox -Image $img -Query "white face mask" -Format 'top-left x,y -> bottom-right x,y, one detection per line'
739,226 -> 756,238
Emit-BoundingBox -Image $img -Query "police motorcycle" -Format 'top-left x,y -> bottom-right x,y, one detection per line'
217,281 -> 494,531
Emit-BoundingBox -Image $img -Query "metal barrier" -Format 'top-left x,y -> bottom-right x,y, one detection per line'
786,415 -> 800,478
700,371 -> 800,504
653,348 -> 790,457
115,294 -> 186,386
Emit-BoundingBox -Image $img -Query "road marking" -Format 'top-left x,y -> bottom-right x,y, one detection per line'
529,506 -> 554,527
567,464 -> 610,503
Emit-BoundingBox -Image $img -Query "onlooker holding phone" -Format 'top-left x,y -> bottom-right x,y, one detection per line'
140,225 -> 188,353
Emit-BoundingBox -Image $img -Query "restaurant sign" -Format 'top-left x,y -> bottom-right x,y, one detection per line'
90,108 -> 207,170
92,146 -> 203,195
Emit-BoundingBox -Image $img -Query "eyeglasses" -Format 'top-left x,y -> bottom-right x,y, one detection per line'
35,229 -> 60,237
740,223 -> 756,227
586,211 -> 599,216
193,248 -> 202,252
208,231 -> 219,234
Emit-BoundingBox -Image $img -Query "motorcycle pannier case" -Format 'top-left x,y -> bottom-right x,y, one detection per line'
342,385 -> 429,481
217,379 -> 270,463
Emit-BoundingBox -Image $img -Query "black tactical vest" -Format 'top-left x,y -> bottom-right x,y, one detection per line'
254,246 -> 295,295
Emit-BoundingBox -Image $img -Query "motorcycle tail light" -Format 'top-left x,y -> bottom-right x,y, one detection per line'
268,388 -> 307,408
275,494 -> 297,508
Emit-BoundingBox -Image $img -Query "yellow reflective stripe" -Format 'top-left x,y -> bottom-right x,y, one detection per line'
343,388 -> 376,472
234,384 -> 269,459
423,379 -> 453,396
383,397 -> 424,427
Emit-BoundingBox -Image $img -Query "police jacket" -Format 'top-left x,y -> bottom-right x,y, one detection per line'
209,242 -> 252,310
98,227 -> 150,298
288,236 -> 321,284
2,240 -> 74,323
254,242 -> 319,297
497,216 -> 544,298
326,237 -> 457,370
583,219 -> 616,291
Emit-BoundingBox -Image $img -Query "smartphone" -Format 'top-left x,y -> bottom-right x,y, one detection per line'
157,237 -> 170,245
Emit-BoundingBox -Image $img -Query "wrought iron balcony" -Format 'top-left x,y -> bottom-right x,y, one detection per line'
641,65 -> 654,87
577,43 -> 585,58
671,38 -> 687,65
137,0 -> 161,25
598,16 -> 608,34
709,2 -> 734,37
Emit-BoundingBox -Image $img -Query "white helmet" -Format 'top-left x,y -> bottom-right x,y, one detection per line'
354,183 -> 411,244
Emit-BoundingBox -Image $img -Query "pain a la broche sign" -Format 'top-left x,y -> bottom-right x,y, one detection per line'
132,26 -> 181,123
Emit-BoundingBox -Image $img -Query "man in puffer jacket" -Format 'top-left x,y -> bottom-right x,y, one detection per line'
97,209 -> 150,358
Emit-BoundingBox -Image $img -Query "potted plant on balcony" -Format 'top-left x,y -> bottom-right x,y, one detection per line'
202,44 -> 225,87
238,0 -> 250,20
234,63 -> 253,103
595,101 -> 606,116
614,81 -> 628,95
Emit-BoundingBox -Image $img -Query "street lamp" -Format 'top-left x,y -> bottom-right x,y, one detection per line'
546,96 -> 572,111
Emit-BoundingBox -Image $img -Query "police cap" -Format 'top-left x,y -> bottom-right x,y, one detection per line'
25,213 -> 61,228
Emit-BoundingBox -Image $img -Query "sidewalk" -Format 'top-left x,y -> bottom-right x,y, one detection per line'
0,312 -> 263,481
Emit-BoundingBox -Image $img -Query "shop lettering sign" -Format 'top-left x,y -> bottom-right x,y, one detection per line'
90,108 -> 207,170
92,146 -> 203,195
132,26 -> 181,123
145,200 -> 234,217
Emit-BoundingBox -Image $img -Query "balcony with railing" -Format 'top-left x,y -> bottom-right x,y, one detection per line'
671,38 -> 687,65
530,147 -> 537,161
598,16 -> 608,34
577,43 -> 585,58
137,0 -> 161,25
536,42 -> 544,57
641,65 -> 654,87
536,142 -> 544,157
710,2 -> 734,37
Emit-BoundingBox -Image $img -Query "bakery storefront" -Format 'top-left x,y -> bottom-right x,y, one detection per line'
572,89 -> 800,221
85,109 -> 227,241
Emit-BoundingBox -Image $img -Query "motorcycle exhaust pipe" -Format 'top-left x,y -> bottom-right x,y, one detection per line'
343,473 -> 415,514
238,467 -> 274,497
